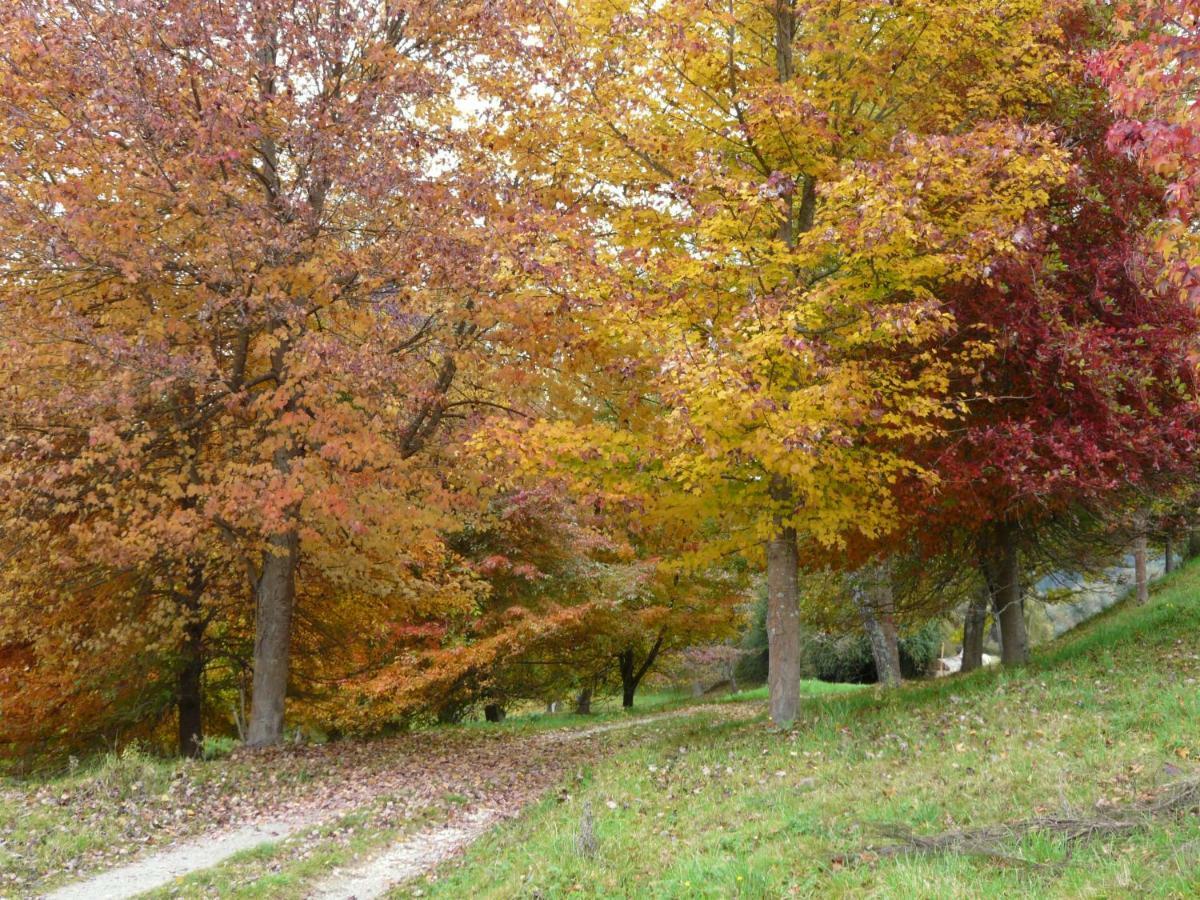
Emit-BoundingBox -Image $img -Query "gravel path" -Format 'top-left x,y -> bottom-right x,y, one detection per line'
44,820 -> 310,900
306,807 -> 500,900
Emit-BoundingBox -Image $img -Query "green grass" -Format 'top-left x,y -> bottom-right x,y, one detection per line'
0,745 -> 184,892
397,562 -> 1200,898
468,682 -> 860,735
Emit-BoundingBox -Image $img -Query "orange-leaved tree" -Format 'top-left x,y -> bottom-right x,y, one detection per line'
0,0 -> 554,749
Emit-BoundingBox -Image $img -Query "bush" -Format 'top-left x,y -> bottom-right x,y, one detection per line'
733,586 -> 941,685
801,621 -> 942,684
200,735 -> 240,760
734,590 -> 769,685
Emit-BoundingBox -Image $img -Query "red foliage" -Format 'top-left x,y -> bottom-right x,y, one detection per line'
910,102 -> 1200,538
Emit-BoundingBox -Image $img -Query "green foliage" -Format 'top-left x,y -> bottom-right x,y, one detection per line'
734,586 -> 941,685
733,589 -> 769,686
801,621 -> 942,684
200,736 -> 240,761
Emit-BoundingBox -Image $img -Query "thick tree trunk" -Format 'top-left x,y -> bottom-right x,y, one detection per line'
575,686 -> 592,716
1134,530 -> 1149,605
178,626 -> 205,758
854,563 -> 901,687
980,522 -> 1028,666
766,483 -> 802,726
620,661 -> 636,708
177,565 -> 205,758
484,703 -> 506,723
764,1 -> 811,728
617,633 -> 665,709
247,528 -> 299,747
960,586 -> 989,674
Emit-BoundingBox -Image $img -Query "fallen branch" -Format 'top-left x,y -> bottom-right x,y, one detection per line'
868,776 -> 1200,864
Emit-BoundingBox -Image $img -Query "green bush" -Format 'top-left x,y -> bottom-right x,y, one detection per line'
200,735 -> 240,760
801,621 -> 941,684
733,587 -> 941,685
734,589 -> 769,685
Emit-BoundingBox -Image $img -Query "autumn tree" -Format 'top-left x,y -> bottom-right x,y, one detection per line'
1098,1 -> 1200,260
345,474 -> 743,725
505,0 -> 1073,725
0,0 -> 550,748
904,83 -> 1200,667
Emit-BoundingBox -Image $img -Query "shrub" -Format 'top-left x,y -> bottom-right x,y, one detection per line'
802,621 -> 942,684
200,735 -> 239,760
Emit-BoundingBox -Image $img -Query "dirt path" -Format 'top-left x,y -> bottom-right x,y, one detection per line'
553,703 -> 748,740
299,702 -> 761,899
306,807 -> 500,900
44,821 -> 310,900
36,701 -> 757,900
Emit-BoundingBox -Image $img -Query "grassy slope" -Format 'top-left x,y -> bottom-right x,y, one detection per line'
403,563 -> 1200,899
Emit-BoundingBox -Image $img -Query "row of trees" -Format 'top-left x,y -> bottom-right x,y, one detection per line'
1,0 -> 1198,754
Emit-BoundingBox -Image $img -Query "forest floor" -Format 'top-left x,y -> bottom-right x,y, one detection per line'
7,689 -> 821,899
10,565 -> 1200,898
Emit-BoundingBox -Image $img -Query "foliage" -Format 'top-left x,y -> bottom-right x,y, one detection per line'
731,580 -> 941,686
497,0 -> 1074,569
1096,1 -> 1200,300
0,0 -> 1198,763
800,621 -> 942,684
0,0 -> 557,753
887,18 -> 1200,613
733,590 -> 771,686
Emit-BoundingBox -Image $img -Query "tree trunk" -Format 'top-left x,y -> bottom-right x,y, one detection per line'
617,633 -> 665,709
960,586 -> 989,674
575,686 -> 592,715
980,522 -> 1028,666
484,703 -> 506,723
766,484 -> 801,726
1134,530 -> 1149,605
764,0 -> 811,728
175,563 -> 206,758
1188,526 -> 1200,561
620,662 -> 636,708
247,528 -> 299,747
853,563 -> 901,687
1165,535 -> 1174,573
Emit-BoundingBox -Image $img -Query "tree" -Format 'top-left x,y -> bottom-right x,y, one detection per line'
1097,1 -> 1200,270
903,83 -> 1200,664
511,0 -> 1072,725
850,563 -> 902,687
0,0 -> 548,748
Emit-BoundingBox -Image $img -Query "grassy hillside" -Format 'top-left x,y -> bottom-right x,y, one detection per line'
404,563 -> 1200,898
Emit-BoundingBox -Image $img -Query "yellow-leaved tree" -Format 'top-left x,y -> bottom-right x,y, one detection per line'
498,0 -> 1074,724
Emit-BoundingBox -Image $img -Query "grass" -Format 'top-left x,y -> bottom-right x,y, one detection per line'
466,681 -> 860,735
395,562 -> 1200,898
13,568 -> 1200,897
0,744 -> 187,892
